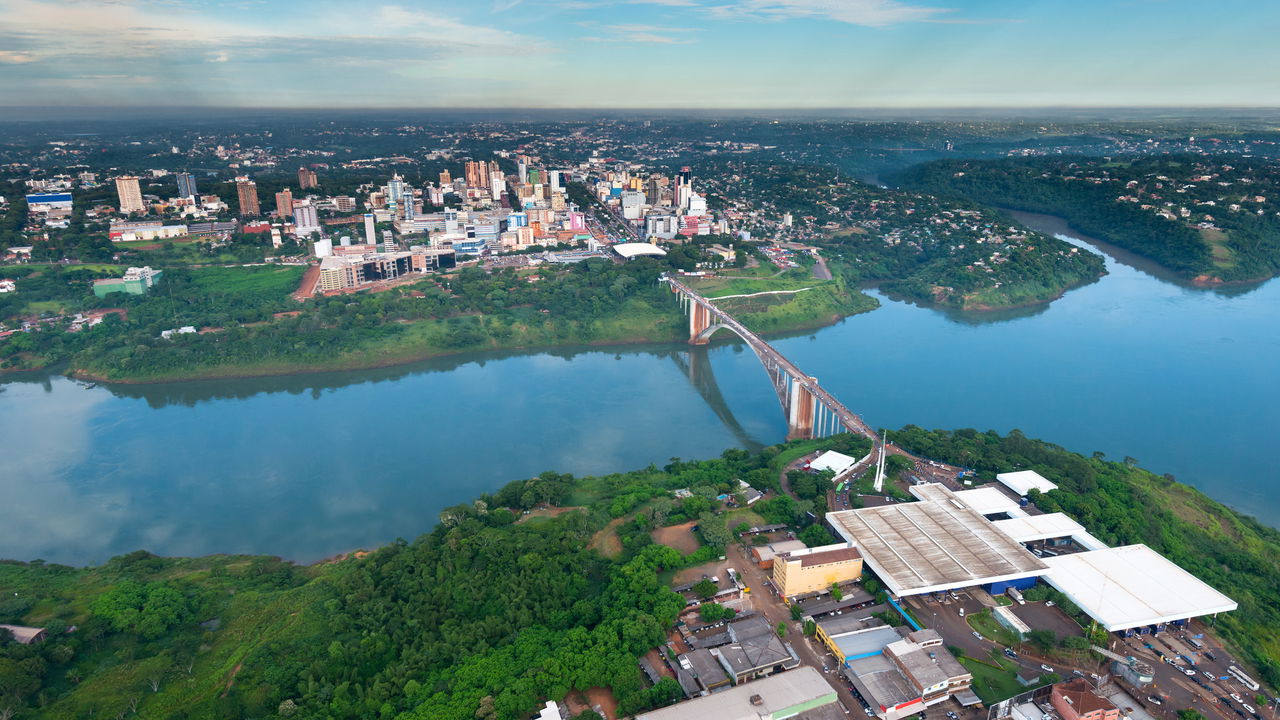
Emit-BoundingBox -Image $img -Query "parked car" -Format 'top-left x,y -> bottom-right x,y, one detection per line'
1041,664 -> 1054,673
1004,648 -> 1019,658
1148,696 -> 1163,706
972,631 -> 982,640
1045,601 -> 1055,607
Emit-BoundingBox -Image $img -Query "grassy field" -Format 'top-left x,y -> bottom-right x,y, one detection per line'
188,265 -> 305,295
968,610 -> 1022,647
958,655 -> 1026,704
691,275 -> 819,298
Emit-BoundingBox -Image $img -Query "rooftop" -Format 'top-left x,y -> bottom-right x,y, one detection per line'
1053,677 -> 1118,716
614,242 -> 667,259
810,450 -> 857,474
1042,545 -> 1238,631
634,667 -> 838,720
827,488 -> 1048,597
844,655 -> 921,711
829,626 -> 903,660
777,543 -> 861,567
997,470 -> 1059,496
992,513 -> 1108,550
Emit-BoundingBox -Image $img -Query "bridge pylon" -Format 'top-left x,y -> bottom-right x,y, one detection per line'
688,301 -> 713,345
786,376 -> 817,440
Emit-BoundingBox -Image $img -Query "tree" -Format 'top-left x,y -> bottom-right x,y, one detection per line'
1177,711 -> 1206,720
692,579 -> 717,600
776,622 -> 786,638
798,524 -> 836,548
1027,629 -> 1057,653
803,620 -> 817,637
699,604 -> 735,623
830,583 -> 843,602
790,605 -> 803,621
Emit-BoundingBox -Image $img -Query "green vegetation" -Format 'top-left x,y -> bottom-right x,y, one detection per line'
967,611 -> 1020,648
957,655 -> 1025,703
896,156 -> 1280,283
891,425 -> 1280,687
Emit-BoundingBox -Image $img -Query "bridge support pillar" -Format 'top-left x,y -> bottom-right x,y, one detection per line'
787,377 -> 817,440
688,301 -> 712,345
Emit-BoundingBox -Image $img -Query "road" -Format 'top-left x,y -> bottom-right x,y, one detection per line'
729,542 -> 862,716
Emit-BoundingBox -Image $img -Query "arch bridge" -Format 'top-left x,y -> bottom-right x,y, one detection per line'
665,275 -> 880,458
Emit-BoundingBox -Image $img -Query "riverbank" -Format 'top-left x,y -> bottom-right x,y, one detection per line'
0,431 -> 1276,719
54,281 -> 879,385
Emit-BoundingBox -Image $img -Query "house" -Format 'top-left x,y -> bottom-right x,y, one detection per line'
0,624 -> 47,644
1051,678 -> 1120,720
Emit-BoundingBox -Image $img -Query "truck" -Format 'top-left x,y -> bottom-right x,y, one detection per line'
1007,588 -> 1026,605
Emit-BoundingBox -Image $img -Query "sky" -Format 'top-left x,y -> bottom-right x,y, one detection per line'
0,0 -> 1277,109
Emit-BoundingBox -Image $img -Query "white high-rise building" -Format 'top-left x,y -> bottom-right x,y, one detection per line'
115,176 -> 145,214
293,202 -> 320,235
364,213 -> 377,245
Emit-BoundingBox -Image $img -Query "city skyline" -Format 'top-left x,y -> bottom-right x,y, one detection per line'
1,0 -> 1277,109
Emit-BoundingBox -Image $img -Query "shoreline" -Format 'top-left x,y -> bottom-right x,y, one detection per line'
51,303 -> 876,386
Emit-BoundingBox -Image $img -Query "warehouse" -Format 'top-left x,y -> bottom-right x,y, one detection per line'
635,666 -> 841,720
1040,545 -> 1238,632
826,497 -> 1047,597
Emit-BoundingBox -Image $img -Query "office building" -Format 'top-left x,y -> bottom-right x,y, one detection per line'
236,178 -> 260,217
175,172 -> 197,199
364,214 -> 377,245
772,544 -> 863,599
298,166 -> 318,189
275,188 -> 294,218
115,176 -> 145,214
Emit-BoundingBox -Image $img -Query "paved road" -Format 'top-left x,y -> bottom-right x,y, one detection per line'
730,543 -> 860,717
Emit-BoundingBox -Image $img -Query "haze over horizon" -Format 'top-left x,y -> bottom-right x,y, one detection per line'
1,0 -> 1277,109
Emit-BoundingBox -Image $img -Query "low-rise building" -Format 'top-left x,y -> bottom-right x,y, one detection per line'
772,544 -> 863,599
0,624 -> 47,644
752,539 -> 808,569
93,266 -> 163,297
843,629 -> 976,720
635,666 -> 840,720
1051,678 -> 1120,720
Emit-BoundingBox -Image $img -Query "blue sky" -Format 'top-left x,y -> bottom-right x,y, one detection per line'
0,0 -> 1277,108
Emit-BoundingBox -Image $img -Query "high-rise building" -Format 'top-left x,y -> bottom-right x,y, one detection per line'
292,202 -> 320,235
275,188 -> 294,218
115,176 -> 145,214
549,170 -> 563,194
439,170 -> 451,185
236,178 -> 260,217
363,213 -> 376,245
465,161 -> 485,189
297,166 -> 318,189
175,172 -> 197,199
489,171 -> 505,200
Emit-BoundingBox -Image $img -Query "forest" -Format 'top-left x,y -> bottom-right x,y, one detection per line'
894,156 -> 1280,283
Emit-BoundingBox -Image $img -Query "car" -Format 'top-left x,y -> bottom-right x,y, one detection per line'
1183,669 -> 1197,676
1072,670 -> 1085,677
1046,601 -> 1055,607
1041,664 -> 1054,672
1203,671 -> 1216,679
1232,694 -> 1243,703
1147,697 -> 1163,706
1243,704 -> 1256,715
972,631 -> 983,640
863,708 -> 874,717
1004,648 -> 1018,658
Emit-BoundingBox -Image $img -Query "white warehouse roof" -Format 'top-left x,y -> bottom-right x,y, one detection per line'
992,513 -> 1109,551
1042,545 -> 1238,631
996,470 -> 1058,496
811,450 -> 857,475
912,484 -> 1024,517
613,242 -> 667,259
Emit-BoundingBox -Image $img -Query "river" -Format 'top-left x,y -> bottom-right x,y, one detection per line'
2,213 -> 1277,565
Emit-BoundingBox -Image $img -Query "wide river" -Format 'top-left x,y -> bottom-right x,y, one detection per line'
3,212 -> 1278,565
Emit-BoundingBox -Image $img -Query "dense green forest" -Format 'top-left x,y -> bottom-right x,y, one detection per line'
0,437 -> 857,720
1,430 -> 1276,718
894,156 -> 1280,283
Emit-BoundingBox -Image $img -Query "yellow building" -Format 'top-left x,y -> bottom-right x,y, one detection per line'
772,543 -> 863,598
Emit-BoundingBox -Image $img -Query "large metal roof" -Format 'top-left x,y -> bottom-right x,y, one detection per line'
827,494 -> 1049,597
635,666 -> 837,720
991,513 -> 1109,550
996,470 -> 1058,496
1042,545 -> 1238,631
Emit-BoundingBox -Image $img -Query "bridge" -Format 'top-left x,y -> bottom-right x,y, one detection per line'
664,275 -> 883,482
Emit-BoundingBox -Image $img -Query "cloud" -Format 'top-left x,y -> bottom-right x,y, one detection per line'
206,51 -> 230,63
713,0 -> 949,26
584,22 -> 698,43
0,50 -> 37,63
